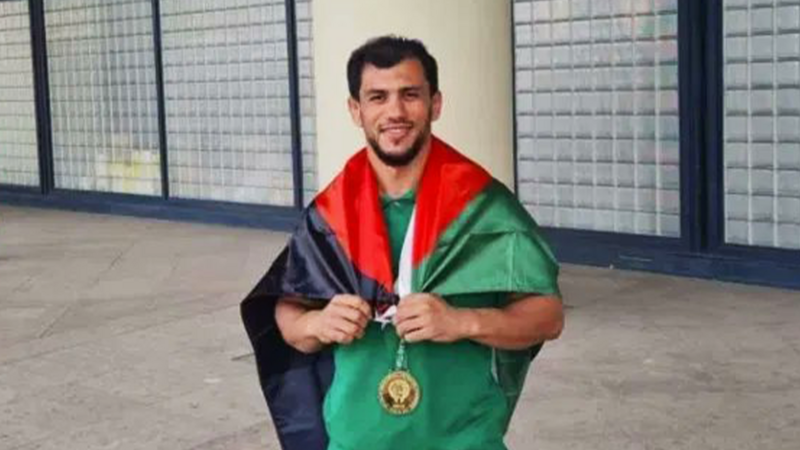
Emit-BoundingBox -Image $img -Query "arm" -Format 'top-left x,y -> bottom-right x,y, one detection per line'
275,295 -> 372,354
394,293 -> 564,350
458,295 -> 563,349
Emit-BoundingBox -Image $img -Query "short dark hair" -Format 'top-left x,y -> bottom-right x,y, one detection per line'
347,35 -> 439,99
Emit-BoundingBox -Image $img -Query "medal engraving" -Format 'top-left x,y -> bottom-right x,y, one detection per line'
379,370 -> 420,415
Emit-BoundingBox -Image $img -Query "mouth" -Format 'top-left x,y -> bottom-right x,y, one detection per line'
379,124 -> 413,142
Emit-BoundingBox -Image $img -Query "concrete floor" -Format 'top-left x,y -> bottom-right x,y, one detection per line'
1,204 -> 799,450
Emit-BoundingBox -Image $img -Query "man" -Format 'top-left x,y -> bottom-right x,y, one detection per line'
242,36 -> 563,450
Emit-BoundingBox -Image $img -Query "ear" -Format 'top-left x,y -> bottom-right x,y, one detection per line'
431,91 -> 443,122
347,97 -> 363,128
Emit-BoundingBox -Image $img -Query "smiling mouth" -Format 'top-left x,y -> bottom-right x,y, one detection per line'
380,125 -> 413,141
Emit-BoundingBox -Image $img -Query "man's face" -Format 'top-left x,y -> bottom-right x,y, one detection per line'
348,58 -> 442,167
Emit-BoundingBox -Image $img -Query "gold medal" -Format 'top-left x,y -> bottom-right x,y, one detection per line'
378,370 -> 420,415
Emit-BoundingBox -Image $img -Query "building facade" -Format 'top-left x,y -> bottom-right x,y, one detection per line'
1,0 -> 799,289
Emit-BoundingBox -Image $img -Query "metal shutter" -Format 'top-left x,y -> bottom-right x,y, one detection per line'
0,1 -> 39,187
514,0 -> 681,237
724,0 -> 800,249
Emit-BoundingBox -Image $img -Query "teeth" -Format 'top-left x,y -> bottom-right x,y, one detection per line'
385,129 -> 408,140
383,126 -> 408,135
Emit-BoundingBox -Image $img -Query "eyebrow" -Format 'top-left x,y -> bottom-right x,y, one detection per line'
363,88 -> 387,96
363,85 -> 425,96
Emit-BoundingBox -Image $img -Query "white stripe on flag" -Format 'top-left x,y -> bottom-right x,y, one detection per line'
376,207 -> 416,327
395,207 -> 416,298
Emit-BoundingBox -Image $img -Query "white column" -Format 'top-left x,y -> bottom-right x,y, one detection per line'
312,0 -> 515,191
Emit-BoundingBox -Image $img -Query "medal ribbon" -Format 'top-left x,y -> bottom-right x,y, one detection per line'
394,339 -> 408,371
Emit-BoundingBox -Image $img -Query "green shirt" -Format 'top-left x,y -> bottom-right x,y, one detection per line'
382,189 -> 416,278
324,190 -> 510,450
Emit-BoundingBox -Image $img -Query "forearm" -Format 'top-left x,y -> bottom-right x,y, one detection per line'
456,295 -> 564,350
275,298 -> 325,354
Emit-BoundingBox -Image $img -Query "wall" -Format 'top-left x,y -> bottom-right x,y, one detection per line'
312,0 -> 515,191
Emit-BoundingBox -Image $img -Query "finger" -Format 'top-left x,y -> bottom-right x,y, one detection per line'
395,317 -> 425,339
324,328 -> 354,345
355,327 -> 366,339
403,327 -> 431,343
336,331 -> 354,345
339,308 -> 369,331
352,297 -> 372,318
329,303 -> 368,326
334,295 -> 371,315
337,298 -> 373,324
352,301 -> 373,325
338,317 -> 370,340
330,294 -> 357,305
331,319 -> 362,338
327,299 -> 370,323
395,302 -> 425,323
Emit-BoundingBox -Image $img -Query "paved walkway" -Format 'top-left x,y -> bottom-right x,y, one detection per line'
1,205 -> 799,450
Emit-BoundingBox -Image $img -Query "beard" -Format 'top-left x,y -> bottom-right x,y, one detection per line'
367,122 -> 431,168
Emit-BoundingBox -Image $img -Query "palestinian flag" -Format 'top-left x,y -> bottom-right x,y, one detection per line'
241,136 -> 559,450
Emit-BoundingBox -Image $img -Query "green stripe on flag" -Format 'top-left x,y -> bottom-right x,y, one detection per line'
411,179 -> 560,430
413,179 -> 559,297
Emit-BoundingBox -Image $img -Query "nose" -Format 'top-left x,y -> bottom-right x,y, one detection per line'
386,94 -> 407,119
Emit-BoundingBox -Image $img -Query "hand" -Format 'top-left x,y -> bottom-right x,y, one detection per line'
308,294 -> 371,345
394,293 -> 468,343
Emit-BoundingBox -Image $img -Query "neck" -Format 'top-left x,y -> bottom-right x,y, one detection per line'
367,135 -> 433,198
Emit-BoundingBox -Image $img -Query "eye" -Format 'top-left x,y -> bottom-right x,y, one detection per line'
404,90 -> 421,99
368,93 -> 386,103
